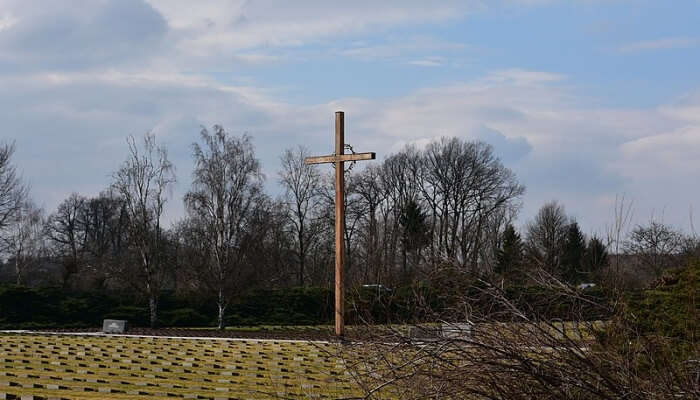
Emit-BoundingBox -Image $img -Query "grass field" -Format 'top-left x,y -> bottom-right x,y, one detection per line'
0,333 -> 362,400
0,322 -> 606,399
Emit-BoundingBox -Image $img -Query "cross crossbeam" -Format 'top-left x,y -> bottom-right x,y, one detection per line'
304,111 -> 375,337
304,152 -> 376,165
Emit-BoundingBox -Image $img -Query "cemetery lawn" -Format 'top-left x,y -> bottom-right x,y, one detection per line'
0,333 -> 362,399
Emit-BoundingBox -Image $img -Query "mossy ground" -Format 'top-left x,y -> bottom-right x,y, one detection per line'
0,333 -> 363,399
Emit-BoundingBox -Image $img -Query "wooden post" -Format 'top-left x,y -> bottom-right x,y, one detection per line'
303,111 -> 375,338
334,111 -> 345,337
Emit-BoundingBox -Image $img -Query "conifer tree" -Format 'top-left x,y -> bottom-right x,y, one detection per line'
562,221 -> 586,284
583,236 -> 608,283
496,223 -> 523,282
399,199 -> 429,280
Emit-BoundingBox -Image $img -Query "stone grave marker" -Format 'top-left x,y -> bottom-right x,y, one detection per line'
407,325 -> 441,341
102,319 -> 128,334
441,323 -> 472,339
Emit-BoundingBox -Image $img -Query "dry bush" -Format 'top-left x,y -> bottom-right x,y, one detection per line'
339,266 -> 698,399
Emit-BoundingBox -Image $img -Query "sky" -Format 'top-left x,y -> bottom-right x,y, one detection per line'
1,0 -> 699,237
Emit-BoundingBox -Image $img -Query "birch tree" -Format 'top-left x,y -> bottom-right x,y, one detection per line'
0,142 -> 27,235
112,133 -> 175,328
2,200 -> 44,285
279,146 -> 321,286
184,126 -> 265,329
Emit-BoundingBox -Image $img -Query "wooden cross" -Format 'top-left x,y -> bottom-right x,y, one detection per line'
305,111 -> 376,337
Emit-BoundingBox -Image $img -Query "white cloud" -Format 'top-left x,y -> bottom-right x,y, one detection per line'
0,0 -> 698,233
659,93 -> 700,123
341,36 -> 466,62
618,96 -> 700,180
485,68 -> 568,85
0,0 -> 167,70
318,76 -> 698,231
3,63 -> 698,232
618,37 -> 700,53
407,57 -> 444,67
621,126 -> 700,170
0,12 -> 18,31
145,0 -> 473,55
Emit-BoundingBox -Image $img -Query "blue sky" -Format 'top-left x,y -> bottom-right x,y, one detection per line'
1,0 -> 699,236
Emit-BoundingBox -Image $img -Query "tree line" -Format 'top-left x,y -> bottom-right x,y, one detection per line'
0,129 -> 696,328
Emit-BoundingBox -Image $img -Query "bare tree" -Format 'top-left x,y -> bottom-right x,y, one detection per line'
184,126 -> 265,329
0,142 -> 27,235
481,205 -> 520,276
459,142 -> 524,272
378,146 -> 424,282
315,169 -> 366,286
81,190 -> 129,289
340,139 -> 523,286
279,146 -> 321,286
604,194 -> 634,290
419,139 -> 524,270
112,133 -> 175,328
2,200 -> 44,285
248,200 -> 295,288
525,201 -> 569,277
625,219 -> 684,277
45,193 -> 87,288
43,190 -> 128,290
352,165 -> 386,284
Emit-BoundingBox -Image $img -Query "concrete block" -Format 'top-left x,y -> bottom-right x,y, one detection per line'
102,320 -> 128,334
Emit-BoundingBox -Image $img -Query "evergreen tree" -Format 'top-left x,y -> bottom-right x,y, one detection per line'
496,223 -> 523,281
562,221 -> 586,284
583,236 -> 608,283
399,199 -> 429,280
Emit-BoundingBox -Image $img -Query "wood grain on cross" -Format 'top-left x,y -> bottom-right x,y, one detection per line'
305,111 -> 376,337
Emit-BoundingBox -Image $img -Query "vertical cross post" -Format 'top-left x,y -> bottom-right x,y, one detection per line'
303,111 -> 375,338
334,111 -> 345,337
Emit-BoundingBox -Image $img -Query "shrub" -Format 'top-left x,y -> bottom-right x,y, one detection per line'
226,287 -> 333,326
161,308 -> 211,327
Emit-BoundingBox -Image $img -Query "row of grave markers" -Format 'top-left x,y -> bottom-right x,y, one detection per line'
0,334 -> 361,400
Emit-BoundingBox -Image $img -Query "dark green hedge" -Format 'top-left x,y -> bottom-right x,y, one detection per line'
0,279 -> 616,329
0,285 -> 118,329
226,287 -> 334,326
346,279 -> 611,324
0,285 -> 335,329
